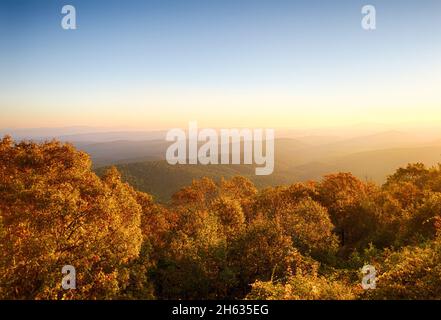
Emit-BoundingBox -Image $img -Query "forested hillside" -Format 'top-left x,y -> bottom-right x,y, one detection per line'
99,141 -> 441,202
2,136 -> 441,300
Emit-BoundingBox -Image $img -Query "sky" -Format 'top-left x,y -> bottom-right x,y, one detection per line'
0,0 -> 440,130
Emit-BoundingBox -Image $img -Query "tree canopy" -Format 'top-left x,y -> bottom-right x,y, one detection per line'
1,136 -> 441,300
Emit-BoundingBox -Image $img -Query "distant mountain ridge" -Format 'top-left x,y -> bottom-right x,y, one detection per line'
97,143 -> 441,202
4,128 -> 441,201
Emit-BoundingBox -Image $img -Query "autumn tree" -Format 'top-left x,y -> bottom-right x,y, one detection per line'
405,192 -> 441,242
0,137 -> 145,299
211,196 -> 245,240
227,218 -> 296,297
247,270 -> 357,300
369,236 -> 441,300
278,198 -> 339,259
317,173 -> 371,247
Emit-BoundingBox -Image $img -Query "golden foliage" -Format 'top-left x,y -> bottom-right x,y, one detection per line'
2,137 -> 441,300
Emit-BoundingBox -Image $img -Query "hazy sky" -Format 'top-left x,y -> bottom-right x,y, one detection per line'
0,0 -> 440,129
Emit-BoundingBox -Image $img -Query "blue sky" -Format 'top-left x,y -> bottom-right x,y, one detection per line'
0,0 -> 440,129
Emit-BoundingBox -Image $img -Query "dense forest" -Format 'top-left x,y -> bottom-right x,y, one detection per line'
1,136 -> 441,300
